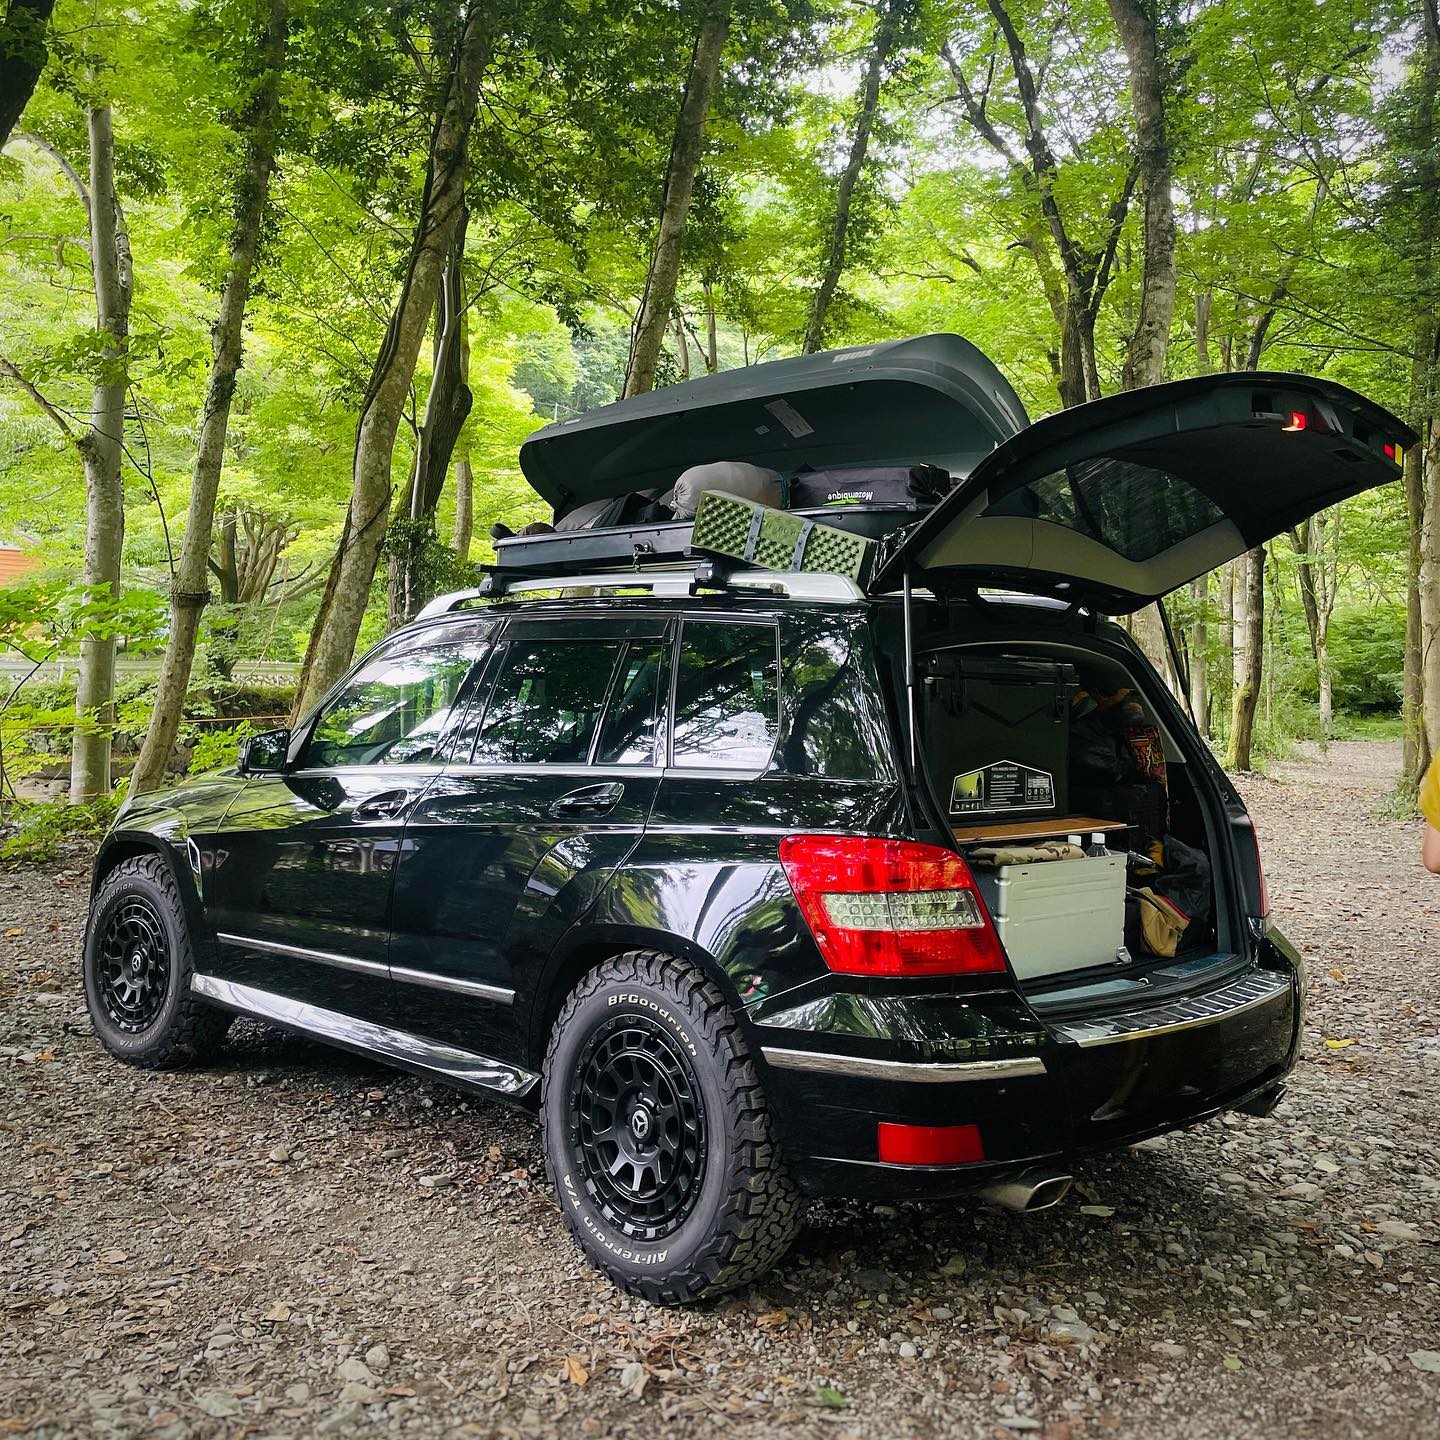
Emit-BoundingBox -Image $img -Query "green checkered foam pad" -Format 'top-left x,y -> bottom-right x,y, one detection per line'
691,491 -> 873,585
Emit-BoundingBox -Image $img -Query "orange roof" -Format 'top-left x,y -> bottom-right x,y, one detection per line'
0,546 -> 38,585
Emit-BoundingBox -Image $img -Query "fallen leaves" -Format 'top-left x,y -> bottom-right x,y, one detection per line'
564,1355 -> 589,1386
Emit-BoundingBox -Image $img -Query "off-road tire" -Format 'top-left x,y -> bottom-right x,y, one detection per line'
83,853 -> 231,1068
541,950 -> 804,1303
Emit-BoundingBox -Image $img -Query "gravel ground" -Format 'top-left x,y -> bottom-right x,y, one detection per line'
2,739 -> 1438,1440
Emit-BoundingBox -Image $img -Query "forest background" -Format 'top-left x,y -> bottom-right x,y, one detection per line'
1,0 -> 1438,856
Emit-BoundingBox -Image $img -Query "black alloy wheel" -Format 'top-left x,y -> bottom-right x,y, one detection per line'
95,896 -> 172,1033
83,853 -> 231,1068
541,950 -> 803,1303
572,1013 -> 707,1241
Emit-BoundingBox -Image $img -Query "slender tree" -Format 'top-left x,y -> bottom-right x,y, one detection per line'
944,0 -> 1136,406
0,0 -> 55,149
70,103 -> 133,803
1108,0 -> 1174,389
801,0 -> 914,354
623,0 -> 730,397
130,0 -> 288,795
293,2 -> 490,716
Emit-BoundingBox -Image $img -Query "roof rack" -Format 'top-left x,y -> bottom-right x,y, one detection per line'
414,560 -> 865,620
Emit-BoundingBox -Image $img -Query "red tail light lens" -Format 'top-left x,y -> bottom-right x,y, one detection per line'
778,835 -> 1008,977
877,1121 -> 985,1166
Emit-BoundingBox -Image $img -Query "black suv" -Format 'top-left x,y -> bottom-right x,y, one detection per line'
83,336 -> 1413,1303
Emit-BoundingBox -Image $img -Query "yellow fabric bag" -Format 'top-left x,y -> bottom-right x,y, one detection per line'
1421,755 -> 1440,830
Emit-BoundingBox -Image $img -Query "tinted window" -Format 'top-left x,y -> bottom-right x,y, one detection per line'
985,456 -> 1227,563
470,640 -> 622,765
305,627 -> 491,768
595,643 -> 665,765
671,622 -> 779,771
779,626 -> 892,779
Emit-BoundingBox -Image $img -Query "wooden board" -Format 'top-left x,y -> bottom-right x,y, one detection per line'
949,815 -> 1130,845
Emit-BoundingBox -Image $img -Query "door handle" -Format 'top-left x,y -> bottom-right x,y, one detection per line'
550,782 -> 625,817
352,788 -> 412,821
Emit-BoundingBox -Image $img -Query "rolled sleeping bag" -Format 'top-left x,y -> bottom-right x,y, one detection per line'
672,460 -> 783,518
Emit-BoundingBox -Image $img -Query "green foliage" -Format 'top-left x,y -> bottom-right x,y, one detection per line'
0,795 -> 121,862
1,0 -> 1429,807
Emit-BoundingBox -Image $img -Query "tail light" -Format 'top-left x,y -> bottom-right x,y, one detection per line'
778,835 -> 1008,977
877,1121 -> 985,1166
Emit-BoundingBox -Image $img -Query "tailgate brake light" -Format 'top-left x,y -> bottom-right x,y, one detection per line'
779,835 -> 1008,977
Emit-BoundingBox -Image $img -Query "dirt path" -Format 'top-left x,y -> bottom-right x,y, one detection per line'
2,740 -> 1437,1439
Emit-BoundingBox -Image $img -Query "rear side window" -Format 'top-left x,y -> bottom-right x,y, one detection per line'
779,626 -> 894,780
595,643 -> 665,765
470,640 -> 623,765
671,621 -> 780,771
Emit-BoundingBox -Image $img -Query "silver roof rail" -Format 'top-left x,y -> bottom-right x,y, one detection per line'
415,565 -> 865,619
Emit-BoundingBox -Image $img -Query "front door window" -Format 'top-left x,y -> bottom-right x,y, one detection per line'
303,627 -> 493,768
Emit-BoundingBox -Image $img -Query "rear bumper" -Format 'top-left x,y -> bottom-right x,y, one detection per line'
757,945 -> 1302,1200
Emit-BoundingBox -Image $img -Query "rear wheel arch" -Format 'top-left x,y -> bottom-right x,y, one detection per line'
526,926 -> 752,1073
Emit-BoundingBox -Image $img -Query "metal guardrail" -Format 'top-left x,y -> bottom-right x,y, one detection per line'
0,658 -> 300,686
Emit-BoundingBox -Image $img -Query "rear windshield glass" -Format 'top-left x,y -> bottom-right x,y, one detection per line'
672,622 -> 779,770
985,456 -> 1227,562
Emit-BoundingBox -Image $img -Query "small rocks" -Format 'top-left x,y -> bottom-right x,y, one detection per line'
1375,1220 -> 1426,1243
365,1342 -> 391,1372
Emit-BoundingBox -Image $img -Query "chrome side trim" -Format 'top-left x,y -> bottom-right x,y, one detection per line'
388,964 -> 514,1005
190,974 -> 537,1098
216,931 -> 388,978
216,932 -> 515,1005
760,1047 -> 1046,1083
1052,968 -> 1291,1049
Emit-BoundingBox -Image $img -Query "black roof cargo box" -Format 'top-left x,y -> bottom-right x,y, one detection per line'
517,334 -> 1030,514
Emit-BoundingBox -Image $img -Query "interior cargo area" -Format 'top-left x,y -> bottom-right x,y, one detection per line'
916,637 -> 1228,998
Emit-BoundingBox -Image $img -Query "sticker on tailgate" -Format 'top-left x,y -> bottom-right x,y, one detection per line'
950,760 -> 1055,815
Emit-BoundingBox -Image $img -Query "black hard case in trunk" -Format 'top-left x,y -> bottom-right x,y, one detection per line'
921,657 -> 1077,822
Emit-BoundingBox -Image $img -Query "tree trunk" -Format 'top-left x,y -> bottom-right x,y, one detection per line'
387,216 -> 473,629
130,0 -> 287,796
1227,546 -> 1265,771
1289,517 -> 1336,740
801,0 -> 908,354
703,281 -> 718,373
1194,292 -> 1213,375
451,452 -> 473,562
0,0 -> 56,150
1404,439 -> 1432,781
70,104 -> 132,804
1412,0 -> 1440,770
623,0 -> 729,398
1422,428 -> 1440,757
293,3 -> 489,717
673,311 -> 690,379
1128,603 -> 1177,695
1108,0 -> 1175,390
1188,574 -> 1208,737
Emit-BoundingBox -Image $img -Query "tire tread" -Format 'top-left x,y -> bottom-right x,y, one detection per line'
541,949 -> 803,1303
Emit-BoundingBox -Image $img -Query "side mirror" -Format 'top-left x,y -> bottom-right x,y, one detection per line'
238,727 -> 290,776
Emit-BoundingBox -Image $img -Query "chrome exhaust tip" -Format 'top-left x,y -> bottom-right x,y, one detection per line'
979,1168 -> 1074,1213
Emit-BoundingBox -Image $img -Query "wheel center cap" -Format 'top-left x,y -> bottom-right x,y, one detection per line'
129,950 -> 145,976
628,1106 -> 652,1142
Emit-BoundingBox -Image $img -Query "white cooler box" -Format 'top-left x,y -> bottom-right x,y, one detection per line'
973,853 -> 1126,981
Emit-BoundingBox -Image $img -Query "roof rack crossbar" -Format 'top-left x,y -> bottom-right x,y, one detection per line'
415,562 -> 864,619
